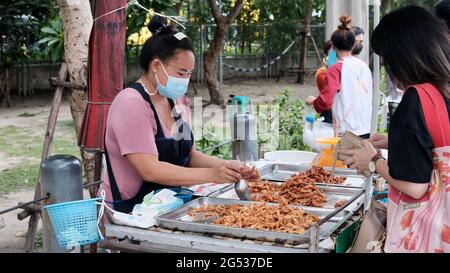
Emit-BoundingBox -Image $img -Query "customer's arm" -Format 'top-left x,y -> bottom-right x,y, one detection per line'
375,159 -> 429,199
306,62 -> 342,112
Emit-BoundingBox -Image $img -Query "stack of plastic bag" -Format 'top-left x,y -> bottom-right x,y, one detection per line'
107,189 -> 184,229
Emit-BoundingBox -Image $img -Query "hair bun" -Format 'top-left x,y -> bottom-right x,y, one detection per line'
148,15 -> 172,35
338,15 -> 352,30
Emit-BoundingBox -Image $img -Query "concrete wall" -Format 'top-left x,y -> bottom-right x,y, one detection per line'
9,53 -> 322,95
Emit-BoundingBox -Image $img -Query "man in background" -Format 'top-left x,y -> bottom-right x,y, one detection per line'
352,26 -> 364,56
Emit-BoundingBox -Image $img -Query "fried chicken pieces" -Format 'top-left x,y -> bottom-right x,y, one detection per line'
247,174 -> 327,207
189,202 -> 320,235
304,166 -> 346,184
246,166 -> 346,207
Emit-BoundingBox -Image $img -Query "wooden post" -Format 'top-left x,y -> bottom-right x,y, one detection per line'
21,63 -> 68,253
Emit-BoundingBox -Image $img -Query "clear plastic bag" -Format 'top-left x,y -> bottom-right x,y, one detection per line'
303,115 -> 335,152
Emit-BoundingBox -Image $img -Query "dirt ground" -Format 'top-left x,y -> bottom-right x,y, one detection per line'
0,77 -> 318,252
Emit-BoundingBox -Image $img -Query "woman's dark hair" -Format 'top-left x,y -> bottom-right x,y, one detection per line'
372,5 -> 450,98
323,40 -> 332,56
139,15 -> 194,72
352,26 -> 364,36
331,15 -> 355,51
435,0 -> 450,30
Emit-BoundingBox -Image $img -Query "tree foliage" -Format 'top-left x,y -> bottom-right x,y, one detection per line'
0,0 -> 58,65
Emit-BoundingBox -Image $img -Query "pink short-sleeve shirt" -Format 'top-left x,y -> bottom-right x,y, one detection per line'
100,88 -> 191,202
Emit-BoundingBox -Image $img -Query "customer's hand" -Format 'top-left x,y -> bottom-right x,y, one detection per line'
209,161 -> 242,183
305,96 -> 316,106
340,141 -> 378,174
369,133 -> 388,149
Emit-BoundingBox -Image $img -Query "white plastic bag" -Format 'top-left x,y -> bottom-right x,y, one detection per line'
303,115 -> 335,152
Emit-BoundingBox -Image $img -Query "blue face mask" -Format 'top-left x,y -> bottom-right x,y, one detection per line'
155,63 -> 190,100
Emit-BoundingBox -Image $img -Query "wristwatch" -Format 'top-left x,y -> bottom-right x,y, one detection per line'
368,152 -> 385,173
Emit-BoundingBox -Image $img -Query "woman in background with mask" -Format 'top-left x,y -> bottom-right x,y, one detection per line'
100,16 -> 253,213
314,40 -> 333,124
351,26 -> 364,56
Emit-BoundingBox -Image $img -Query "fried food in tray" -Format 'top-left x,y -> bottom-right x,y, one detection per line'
188,202 -> 320,235
247,174 -> 327,207
304,166 -> 346,184
334,199 -> 348,208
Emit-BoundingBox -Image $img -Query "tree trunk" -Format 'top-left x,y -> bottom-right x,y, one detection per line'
205,0 -> 244,105
203,24 -> 228,105
0,66 -> 12,107
381,0 -> 389,16
57,0 -> 95,184
0,69 -> 5,104
241,25 -> 246,54
297,0 -> 312,84
171,0 -> 185,29
3,66 -> 12,107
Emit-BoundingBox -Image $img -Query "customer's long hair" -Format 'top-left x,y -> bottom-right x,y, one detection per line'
372,5 -> 450,98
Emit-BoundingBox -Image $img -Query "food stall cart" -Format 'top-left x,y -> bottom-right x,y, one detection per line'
98,159 -> 369,253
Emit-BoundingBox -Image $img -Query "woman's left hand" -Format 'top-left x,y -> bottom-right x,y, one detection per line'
305,96 -> 316,106
340,140 -> 378,174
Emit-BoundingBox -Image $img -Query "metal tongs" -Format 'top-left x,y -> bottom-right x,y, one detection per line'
235,179 -> 252,200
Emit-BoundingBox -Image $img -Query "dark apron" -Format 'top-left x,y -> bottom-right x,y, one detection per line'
104,82 -> 194,213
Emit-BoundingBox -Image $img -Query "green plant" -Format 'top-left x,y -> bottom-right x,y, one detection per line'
196,124 -> 232,160
275,88 -> 310,151
37,16 -> 64,62
34,229 -> 43,248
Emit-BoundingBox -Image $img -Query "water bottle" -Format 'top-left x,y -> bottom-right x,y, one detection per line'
303,114 -> 315,150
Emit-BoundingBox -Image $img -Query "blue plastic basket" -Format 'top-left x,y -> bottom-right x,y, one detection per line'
44,198 -> 101,249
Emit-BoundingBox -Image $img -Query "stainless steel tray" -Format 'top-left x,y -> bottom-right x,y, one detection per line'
156,197 -> 355,244
211,182 -> 364,210
259,163 -> 365,188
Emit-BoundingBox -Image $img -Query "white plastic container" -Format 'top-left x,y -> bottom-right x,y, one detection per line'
263,150 -> 318,164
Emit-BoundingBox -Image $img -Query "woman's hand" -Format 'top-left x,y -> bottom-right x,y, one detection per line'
305,96 -> 316,106
209,161 -> 242,183
369,133 -> 388,149
239,165 -> 261,182
340,141 -> 378,174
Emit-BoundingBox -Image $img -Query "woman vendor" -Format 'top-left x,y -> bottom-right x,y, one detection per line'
99,16 -> 255,213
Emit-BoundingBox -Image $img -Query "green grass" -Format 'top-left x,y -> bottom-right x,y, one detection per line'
0,164 -> 38,196
17,112 -> 37,117
0,120 -> 81,196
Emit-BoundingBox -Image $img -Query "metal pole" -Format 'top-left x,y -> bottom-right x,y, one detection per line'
364,174 -> 373,211
370,0 -> 381,136
309,224 -> 319,253
0,194 -> 49,215
41,155 -> 84,253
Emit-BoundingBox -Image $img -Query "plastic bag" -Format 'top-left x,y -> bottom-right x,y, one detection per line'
303,115 -> 335,152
